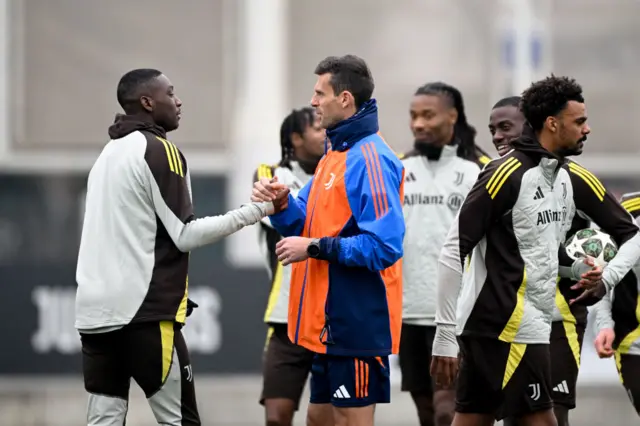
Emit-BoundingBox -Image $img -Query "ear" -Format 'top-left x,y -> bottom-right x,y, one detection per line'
545,116 -> 558,133
291,132 -> 303,148
448,108 -> 459,126
340,91 -> 354,109
140,95 -> 154,113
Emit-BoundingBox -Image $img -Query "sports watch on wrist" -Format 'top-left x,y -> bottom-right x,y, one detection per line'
307,238 -> 321,258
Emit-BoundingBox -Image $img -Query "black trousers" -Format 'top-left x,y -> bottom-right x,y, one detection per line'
81,321 -> 200,425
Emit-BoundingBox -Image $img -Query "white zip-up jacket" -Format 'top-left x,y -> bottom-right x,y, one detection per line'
593,192 -> 640,356
76,115 -> 272,331
434,127 -> 640,358
400,145 -> 480,326
255,161 -> 314,324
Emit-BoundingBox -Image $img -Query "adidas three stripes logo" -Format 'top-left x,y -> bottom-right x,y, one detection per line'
533,186 -> 545,200
333,385 -> 351,399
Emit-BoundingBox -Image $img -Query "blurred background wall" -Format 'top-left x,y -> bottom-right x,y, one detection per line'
0,0 -> 639,424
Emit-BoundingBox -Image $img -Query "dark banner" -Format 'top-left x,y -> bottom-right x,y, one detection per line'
0,173 -> 272,375
1,173 -> 639,375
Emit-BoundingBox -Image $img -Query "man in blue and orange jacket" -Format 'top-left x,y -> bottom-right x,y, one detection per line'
252,55 -> 405,425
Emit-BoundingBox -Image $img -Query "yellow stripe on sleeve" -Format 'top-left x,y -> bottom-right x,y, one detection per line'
486,157 -> 516,190
486,157 -> 522,199
479,155 -> 491,165
169,142 -> 184,177
156,136 -> 184,177
157,137 -> 176,174
621,198 -> 640,214
257,164 -> 274,180
568,162 -> 605,202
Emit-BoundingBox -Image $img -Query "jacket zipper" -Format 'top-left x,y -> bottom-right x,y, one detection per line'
294,171 -> 324,344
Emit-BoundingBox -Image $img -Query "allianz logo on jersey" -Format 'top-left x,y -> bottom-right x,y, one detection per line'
536,206 -> 568,226
404,193 -> 465,211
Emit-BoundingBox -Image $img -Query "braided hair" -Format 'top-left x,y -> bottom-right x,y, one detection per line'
279,107 -> 316,169
414,82 -> 478,161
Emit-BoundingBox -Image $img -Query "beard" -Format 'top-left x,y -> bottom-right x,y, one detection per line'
558,136 -> 587,157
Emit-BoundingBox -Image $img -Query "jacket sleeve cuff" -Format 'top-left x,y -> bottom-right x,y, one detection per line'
317,237 -> 341,263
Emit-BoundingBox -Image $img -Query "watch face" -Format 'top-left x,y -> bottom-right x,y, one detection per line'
308,243 -> 320,257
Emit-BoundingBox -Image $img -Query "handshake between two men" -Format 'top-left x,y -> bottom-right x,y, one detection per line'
252,177 -> 314,267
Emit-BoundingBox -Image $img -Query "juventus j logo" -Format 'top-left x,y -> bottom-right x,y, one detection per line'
183,365 -> 193,382
529,383 -> 541,401
324,173 -> 336,190
454,171 -> 464,186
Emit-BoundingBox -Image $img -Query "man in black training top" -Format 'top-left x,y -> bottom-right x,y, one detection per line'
75,68 -> 287,426
487,95 -> 640,425
431,75 -> 640,426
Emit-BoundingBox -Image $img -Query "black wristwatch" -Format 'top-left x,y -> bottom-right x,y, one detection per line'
307,238 -> 321,258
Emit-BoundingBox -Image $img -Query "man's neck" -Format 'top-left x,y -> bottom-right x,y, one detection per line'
293,154 -> 320,174
334,106 -> 357,126
537,132 -> 555,155
435,137 -> 456,151
125,111 -> 155,123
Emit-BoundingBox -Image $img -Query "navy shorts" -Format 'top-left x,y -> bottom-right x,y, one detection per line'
309,354 -> 390,407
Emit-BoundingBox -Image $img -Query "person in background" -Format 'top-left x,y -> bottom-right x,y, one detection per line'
398,82 -> 480,426
592,191 -> 640,418
488,96 -> 525,157
255,107 -> 326,426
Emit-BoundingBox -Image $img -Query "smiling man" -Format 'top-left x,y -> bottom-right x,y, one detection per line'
488,96 -> 525,157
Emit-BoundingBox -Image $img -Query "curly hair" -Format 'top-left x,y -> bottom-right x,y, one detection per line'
520,75 -> 584,131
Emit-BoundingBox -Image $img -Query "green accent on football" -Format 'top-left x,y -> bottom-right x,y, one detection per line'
581,238 -> 603,257
576,228 -> 598,239
603,243 -> 617,262
565,228 -> 618,266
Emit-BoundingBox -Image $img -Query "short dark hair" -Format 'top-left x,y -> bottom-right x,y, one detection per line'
279,107 -> 316,168
415,82 -> 478,161
492,96 -> 521,110
520,75 -> 584,131
116,68 -> 163,113
314,55 -> 374,109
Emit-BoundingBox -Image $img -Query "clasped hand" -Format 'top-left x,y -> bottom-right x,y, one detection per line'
251,177 -> 311,265
251,177 -> 290,213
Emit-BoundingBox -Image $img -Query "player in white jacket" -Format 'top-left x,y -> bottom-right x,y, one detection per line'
254,107 -> 327,426
593,191 -> 640,417
399,82 -> 480,426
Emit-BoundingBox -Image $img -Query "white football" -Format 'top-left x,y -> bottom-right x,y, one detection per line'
564,228 -> 618,267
